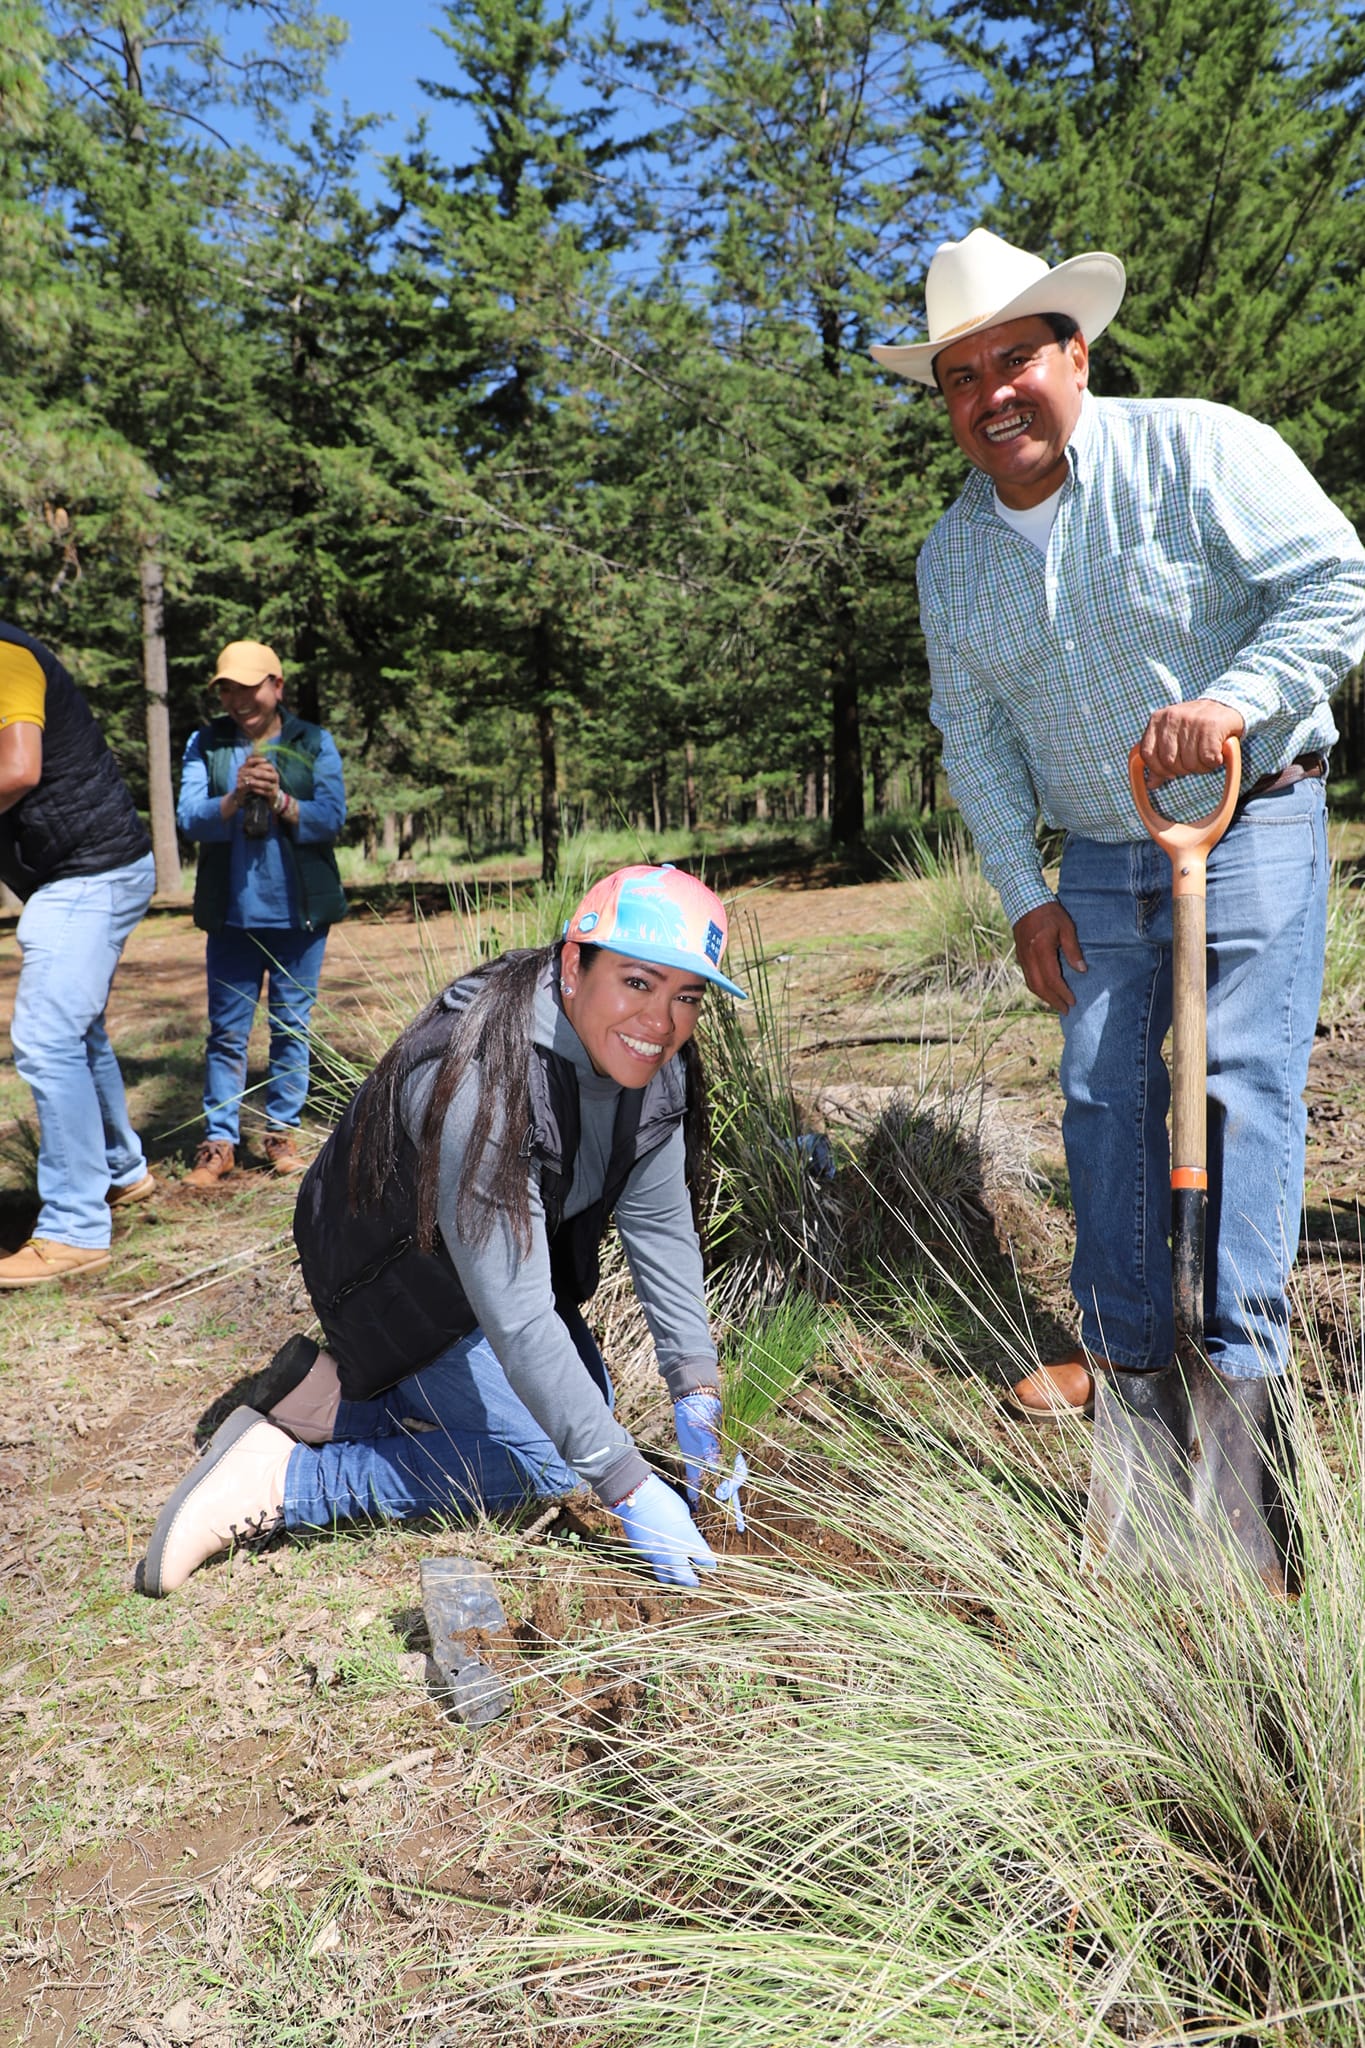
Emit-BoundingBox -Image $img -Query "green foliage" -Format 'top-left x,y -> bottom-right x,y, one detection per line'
952,0 -> 1365,520
7,0 -> 1365,849
722,1288 -> 835,1436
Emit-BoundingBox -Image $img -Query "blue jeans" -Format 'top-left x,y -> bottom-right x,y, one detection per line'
1058,779 -> 1327,1380
11,853 -> 156,1247
203,926 -> 328,1141
282,1311 -> 611,1530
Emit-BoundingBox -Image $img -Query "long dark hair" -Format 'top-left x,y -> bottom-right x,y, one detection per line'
349,942 -> 712,1258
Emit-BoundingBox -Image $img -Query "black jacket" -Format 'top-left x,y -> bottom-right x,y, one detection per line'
0,620 -> 151,901
293,969 -> 689,1400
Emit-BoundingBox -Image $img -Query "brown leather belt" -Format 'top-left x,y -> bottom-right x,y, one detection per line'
1241,751 -> 1327,801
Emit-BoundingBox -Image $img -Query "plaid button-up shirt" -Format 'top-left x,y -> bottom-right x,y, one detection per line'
917,393 -> 1365,925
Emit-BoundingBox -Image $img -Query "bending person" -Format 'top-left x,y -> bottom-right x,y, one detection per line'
141,865 -> 746,1595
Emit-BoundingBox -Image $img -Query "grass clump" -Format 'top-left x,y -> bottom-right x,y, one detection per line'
441,1314 -> 1365,2046
721,1289 -> 838,1439
888,822 -> 1019,1001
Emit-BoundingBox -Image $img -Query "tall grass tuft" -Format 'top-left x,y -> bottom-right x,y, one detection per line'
722,1288 -> 838,1438
889,821 -> 1019,1000
700,919 -> 843,1308
440,1297 -> 1365,2046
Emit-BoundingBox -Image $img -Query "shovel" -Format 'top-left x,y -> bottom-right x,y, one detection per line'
1083,736 -> 1291,1593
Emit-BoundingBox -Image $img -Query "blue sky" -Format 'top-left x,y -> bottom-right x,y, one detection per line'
323,0 -> 451,154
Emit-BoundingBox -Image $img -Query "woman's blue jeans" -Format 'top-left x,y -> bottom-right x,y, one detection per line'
203,926 -> 328,1140
10,853 -> 155,1246
1058,779 -> 1327,1380
282,1309 -> 610,1531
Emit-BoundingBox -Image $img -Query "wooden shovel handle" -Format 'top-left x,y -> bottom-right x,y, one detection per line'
1127,737 -> 1242,894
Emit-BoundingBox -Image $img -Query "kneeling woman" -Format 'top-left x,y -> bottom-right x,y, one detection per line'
143,865 -> 746,1595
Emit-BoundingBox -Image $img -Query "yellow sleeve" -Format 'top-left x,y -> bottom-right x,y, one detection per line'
0,644 -> 46,731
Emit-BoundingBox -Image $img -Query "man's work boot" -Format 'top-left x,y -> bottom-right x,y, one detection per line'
141,1408 -> 292,1597
262,1129 -> 307,1176
0,1238 -> 110,1288
107,1171 -> 157,1208
1004,1347 -> 1095,1421
185,1140 -> 235,1190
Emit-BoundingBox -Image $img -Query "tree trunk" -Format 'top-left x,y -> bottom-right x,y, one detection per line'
651,766 -> 664,835
683,740 -> 698,831
381,812 -> 398,858
139,543 -> 181,895
537,702 -> 559,886
830,654 -> 862,843
870,746 -> 888,817
919,741 -> 938,815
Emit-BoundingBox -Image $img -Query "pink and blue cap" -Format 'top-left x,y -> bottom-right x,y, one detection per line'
563,865 -> 748,1000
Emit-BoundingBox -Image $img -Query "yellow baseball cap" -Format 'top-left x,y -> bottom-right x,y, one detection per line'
212,640 -> 283,686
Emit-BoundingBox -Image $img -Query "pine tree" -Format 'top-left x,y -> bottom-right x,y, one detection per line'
383,0 -> 643,881
600,0 -> 971,843
30,0 -> 345,889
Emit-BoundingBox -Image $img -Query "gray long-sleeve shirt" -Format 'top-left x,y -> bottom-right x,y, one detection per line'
400,978 -> 717,1506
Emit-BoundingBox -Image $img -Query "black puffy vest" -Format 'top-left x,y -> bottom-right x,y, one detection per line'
0,620 -> 151,901
292,965 -> 689,1400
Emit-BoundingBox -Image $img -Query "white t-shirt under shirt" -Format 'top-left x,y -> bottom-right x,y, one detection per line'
993,485 -> 1063,552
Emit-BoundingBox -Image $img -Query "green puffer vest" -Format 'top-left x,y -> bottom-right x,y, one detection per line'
191,712 -> 347,935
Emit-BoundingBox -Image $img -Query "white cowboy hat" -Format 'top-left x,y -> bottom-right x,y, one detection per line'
870,226 -> 1127,386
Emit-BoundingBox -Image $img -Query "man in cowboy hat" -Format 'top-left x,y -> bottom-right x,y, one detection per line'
872,231 -> 1365,1547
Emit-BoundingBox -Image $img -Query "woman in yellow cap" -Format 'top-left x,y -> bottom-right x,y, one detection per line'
142,866 -> 746,1595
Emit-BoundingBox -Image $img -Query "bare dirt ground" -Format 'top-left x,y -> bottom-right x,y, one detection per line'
0,871 -> 1362,2043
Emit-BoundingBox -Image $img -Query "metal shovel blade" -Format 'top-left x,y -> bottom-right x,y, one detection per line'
1082,1366 -> 1193,1580
1083,1361 -> 1294,1593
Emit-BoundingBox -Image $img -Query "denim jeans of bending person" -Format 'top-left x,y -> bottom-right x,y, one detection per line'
282,1308 -> 613,1531
203,926 -> 328,1141
10,852 -> 156,1248
1058,777 -> 1328,1381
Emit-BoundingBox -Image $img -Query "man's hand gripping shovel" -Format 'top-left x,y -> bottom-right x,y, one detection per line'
1082,737 -> 1292,1594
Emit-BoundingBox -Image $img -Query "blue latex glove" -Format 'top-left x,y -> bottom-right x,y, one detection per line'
674,1391 -> 748,1532
673,1390 -> 723,1504
613,1474 -> 718,1588
714,1450 -> 748,1536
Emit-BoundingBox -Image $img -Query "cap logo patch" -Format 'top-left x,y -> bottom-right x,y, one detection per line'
705,920 -> 723,964
578,911 -> 599,932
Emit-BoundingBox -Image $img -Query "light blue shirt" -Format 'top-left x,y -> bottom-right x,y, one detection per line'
176,726 -> 347,928
918,393 -> 1365,925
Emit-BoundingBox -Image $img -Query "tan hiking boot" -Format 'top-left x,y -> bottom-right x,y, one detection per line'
1003,1348 -> 1097,1422
0,1238 -> 111,1288
141,1408 -> 292,1596
262,1129 -> 307,1176
107,1170 -> 157,1208
185,1139 -> 235,1190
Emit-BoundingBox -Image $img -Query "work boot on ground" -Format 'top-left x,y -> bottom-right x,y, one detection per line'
141,1407 -> 292,1597
1004,1348 -> 1096,1421
107,1170 -> 157,1208
0,1238 -> 111,1288
185,1139 -> 235,1190
262,1129 -> 307,1176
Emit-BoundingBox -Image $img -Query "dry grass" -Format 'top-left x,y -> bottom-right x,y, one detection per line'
0,852 -> 1362,2043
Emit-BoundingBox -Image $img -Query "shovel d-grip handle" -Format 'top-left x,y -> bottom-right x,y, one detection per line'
1127,736 -> 1242,1349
